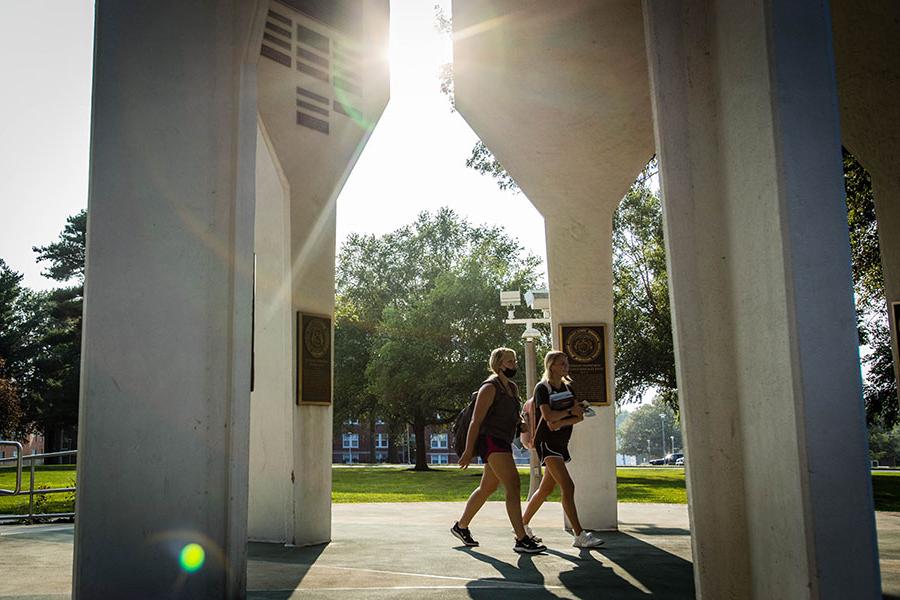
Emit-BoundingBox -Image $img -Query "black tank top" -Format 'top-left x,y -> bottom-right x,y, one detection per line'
480,378 -> 521,443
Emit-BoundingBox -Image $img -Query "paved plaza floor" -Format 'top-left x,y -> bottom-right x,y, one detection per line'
2,502 -> 899,599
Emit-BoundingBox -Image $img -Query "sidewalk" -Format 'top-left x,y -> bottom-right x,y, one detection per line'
2,502 -> 897,598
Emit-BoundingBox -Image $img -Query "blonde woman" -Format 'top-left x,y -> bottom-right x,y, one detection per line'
451,347 -> 546,554
522,351 -> 604,548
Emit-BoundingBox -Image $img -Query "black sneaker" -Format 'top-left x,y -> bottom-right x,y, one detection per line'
451,522 -> 479,547
514,535 -> 547,554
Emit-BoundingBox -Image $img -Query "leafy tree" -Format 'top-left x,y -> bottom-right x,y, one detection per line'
868,423 -> 900,467
613,161 -> 676,408
336,208 -> 544,470
616,399 -> 682,461
0,260 -> 27,381
0,260 -> 47,439
0,359 -> 22,438
466,142 -> 520,193
26,210 -> 86,454
843,149 -> 898,428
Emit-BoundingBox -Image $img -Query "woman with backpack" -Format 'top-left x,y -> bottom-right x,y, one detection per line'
451,347 -> 546,554
521,350 -> 605,548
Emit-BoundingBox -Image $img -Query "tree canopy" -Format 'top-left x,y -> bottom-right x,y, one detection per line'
844,149 -> 897,428
335,208 -> 544,469
612,161 -> 676,407
0,211 -> 85,447
616,399 -> 682,460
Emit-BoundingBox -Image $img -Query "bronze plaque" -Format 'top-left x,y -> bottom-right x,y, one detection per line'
297,312 -> 332,405
559,323 -> 609,406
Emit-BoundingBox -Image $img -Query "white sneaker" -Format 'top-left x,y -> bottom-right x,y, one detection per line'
573,530 -> 604,548
513,524 -> 542,543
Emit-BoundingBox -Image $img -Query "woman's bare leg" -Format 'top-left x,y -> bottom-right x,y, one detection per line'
487,452 -> 526,539
458,463 -> 499,528
543,457 -> 582,535
522,466 -> 557,525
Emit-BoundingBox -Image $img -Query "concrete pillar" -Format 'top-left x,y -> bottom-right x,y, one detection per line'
832,0 -> 900,390
452,0 -> 655,534
253,0 -> 389,546
248,121 -> 293,542
73,2 -> 266,598
873,175 -> 900,387
643,1 -> 880,597
545,209 -> 617,531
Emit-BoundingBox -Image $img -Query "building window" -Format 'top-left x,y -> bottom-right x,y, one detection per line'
376,433 -> 388,449
375,451 -> 388,463
375,418 -> 385,425
342,433 -> 359,449
430,433 -> 448,449
429,454 -> 449,465
343,419 -> 360,426
342,453 -> 355,464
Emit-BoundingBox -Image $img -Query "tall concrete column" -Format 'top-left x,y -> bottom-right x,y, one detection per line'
74,2 -> 266,598
832,0 -> 900,391
452,0 -> 656,532
253,0 -> 389,546
873,175 -> 900,387
644,1 -> 880,597
248,121 -> 293,543
545,209 -> 617,531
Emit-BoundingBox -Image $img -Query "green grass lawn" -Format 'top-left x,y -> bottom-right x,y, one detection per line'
5,465 -> 900,514
872,470 -> 900,511
0,465 -> 77,516
331,466 -> 688,504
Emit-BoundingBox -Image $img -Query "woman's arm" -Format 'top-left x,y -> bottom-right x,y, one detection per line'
458,382 -> 496,468
540,403 -> 584,431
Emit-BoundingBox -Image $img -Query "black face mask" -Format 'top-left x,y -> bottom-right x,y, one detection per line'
502,367 -> 517,378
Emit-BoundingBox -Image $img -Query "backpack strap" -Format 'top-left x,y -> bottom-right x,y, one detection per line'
535,380 -> 552,432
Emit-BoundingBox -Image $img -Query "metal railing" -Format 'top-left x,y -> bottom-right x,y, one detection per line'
0,442 -> 77,523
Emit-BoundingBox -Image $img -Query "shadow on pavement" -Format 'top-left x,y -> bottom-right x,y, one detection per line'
246,541 -> 327,599
457,531 -> 695,599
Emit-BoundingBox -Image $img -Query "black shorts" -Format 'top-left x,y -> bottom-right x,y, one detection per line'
477,435 -> 512,462
536,440 -> 571,466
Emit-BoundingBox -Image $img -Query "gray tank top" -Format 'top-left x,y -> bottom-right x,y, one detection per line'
480,378 -> 521,443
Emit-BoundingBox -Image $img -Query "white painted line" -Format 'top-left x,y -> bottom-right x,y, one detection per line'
250,583 -> 568,592
0,524 -> 73,536
311,564 -> 479,582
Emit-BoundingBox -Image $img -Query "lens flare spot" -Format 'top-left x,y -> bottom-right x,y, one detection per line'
179,543 -> 205,573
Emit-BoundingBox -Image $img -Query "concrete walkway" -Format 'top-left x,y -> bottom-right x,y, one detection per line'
1,502 -> 897,599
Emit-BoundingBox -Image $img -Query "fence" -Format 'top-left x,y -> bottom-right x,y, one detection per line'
0,441 -> 77,523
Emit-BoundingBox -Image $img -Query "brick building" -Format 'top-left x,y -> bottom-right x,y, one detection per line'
332,420 -> 529,465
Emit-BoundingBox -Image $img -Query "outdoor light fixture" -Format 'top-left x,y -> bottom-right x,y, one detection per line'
521,326 -> 542,340
500,290 -> 521,319
524,289 -> 550,318
499,287 -> 552,500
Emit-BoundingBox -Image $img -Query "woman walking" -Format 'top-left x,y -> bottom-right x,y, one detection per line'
451,347 -> 546,553
522,350 -> 604,548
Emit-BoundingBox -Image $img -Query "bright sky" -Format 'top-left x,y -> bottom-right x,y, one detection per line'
0,0 -> 547,292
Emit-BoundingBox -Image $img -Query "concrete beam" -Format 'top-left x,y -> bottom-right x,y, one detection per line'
452,0 -> 654,217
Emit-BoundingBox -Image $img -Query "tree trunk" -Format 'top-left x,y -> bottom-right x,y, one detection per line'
413,416 -> 430,471
367,419 -> 376,463
386,419 -> 400,463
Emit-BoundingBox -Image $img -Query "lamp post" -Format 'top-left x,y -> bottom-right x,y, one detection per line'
660,413 -> 666,460
501,289 -> 551,499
